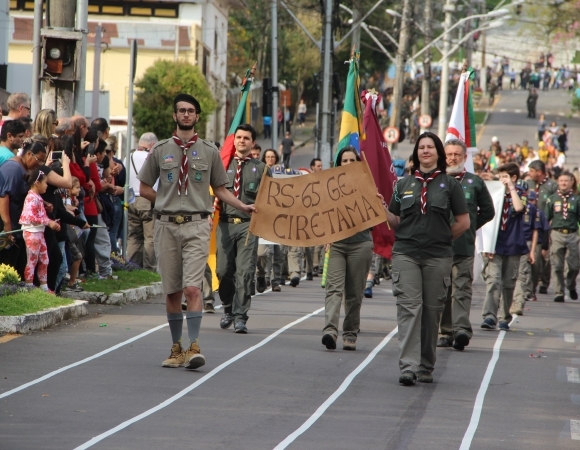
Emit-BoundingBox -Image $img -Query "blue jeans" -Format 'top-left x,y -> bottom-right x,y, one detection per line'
109,197 -> 123,253
56,242 -> 67,289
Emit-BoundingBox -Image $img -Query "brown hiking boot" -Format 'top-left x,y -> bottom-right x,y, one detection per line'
161,343 -> 185,368
184,341 -> 206,370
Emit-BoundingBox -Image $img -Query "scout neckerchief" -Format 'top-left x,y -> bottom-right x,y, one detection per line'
414,169 -> 441,214
501,191 -> 512,231
172,132 -> 198,196
557,189 -> 572,219
535,176 -> 549,195
233,155 -> 252,198
454,168 -> 467,184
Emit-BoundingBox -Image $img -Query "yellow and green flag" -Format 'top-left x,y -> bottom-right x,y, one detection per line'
335,52 -> 364,165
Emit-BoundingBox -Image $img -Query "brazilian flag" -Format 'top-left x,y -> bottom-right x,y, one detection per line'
335,52 -> 364,165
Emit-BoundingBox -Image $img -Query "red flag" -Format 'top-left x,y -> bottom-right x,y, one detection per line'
360,90 -> 396,259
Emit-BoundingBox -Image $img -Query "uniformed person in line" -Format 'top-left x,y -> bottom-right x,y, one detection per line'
287,246 -> 303,286
509,190 -> 540,315
527,191 -> 550,299
321,147 -> 374,352
138,93 -> 254,370
437,139 -> 495,351
480,163 -> 527,331
217,124 -> 271,333
527,160 -> 558,294
384,132 -> 469,385
544,172 -> 580,302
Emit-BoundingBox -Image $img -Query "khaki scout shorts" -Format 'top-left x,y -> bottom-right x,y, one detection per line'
154,218 -> 210,295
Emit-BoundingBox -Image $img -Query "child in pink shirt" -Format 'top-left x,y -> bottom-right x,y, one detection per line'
19,169 -> 61,291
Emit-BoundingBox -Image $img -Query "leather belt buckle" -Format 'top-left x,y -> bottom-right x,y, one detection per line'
233,218 -> 242,224
175,215 -> 185,224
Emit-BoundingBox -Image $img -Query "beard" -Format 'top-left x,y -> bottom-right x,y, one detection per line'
176,118 -> 195,131
447,161 -> 465,174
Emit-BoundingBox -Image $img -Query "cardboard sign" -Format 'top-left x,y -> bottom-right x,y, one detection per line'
249,161 -> 387,246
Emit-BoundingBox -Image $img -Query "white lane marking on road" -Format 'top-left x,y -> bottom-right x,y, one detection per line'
459,330 -> 506,450
567,367 -> 580,383
1,276 -> 298,398
500,108 -> 507,112
73,306 -> 325,450
273,326 -> 399,450
0,323 -> 168,400
514,109 -> 522,113
380,288 -> 393,295
565,333 -> 575,343
571,420 -> 580,440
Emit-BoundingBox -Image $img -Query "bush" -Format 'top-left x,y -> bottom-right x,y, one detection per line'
0,264 -> 20,285
133,60 -> 217,140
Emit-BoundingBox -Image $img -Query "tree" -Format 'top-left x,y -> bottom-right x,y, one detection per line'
133,60 -> 217,139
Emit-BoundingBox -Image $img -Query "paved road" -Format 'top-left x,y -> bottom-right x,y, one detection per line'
2,274 -> 580,449
2,90 -> 580,450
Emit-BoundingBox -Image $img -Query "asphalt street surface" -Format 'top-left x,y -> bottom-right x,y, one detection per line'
2,90 -> 580,449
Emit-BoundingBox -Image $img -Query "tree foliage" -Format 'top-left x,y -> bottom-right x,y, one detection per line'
133,60 -> 217,140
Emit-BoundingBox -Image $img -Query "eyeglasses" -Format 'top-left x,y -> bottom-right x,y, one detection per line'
35,170 -> 45,183
31,153 -> 47,164
176,108 -> 197,116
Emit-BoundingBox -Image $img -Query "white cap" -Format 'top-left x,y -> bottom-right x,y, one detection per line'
491,136 -> 499,143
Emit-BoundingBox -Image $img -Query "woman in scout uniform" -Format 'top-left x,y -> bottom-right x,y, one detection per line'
321,146 -> 374,352
383,132 -> 470,386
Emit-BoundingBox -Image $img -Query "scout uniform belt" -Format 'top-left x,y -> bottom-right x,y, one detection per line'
156,213 -> 209,224
220,216 -> 250,224
553,228 -> 576,234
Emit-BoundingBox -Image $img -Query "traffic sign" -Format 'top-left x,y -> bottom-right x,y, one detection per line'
419,114 -> 433,128
383,126 -> 400,144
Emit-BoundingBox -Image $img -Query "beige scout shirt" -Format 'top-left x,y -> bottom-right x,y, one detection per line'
137,137 -> 229,215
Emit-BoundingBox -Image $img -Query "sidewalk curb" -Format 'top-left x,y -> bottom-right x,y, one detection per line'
60,282 -> 163,305
0,300 -> 88,334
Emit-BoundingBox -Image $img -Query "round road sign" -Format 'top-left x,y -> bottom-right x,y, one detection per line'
383,126 -> 400,144
419,114 -> 433,128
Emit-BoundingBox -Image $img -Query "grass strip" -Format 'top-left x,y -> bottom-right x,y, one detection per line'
0,290 -> 74,316
81,270 -> 161,295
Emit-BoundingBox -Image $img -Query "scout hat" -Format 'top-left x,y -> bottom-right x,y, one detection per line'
173,93 -> 201,114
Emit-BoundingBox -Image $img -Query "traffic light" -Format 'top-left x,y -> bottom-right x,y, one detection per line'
40,29 -> 82,81
262,77 -> 272,117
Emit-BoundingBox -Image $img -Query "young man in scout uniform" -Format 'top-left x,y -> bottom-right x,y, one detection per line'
138,93 -> 255,370
217,124 -> 271,334
481,163 -> 527,331
544,172 -> 580,302
509,190 -> 540,315
527,160 -> 557,294
437,139 -> 495,351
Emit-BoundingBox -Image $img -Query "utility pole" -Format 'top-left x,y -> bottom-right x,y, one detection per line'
31,0 -> 43,117
479,1 -> 486,95
91,23 -> 102,120
41,0 -> 78,117
389,0 -> 412,154
351,8 -> 361,51
271,0 -> 278,152
437,0 -> 456,138
318,0 -> 333,168
0,0 -> 9,91
420,0 -> 432,130
74,0 -> 88,115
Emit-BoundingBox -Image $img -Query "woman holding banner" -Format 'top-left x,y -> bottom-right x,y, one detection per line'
383,132 -> 469,386
321,146 -> 374,352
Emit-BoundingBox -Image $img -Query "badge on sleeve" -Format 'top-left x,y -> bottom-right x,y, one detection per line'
192,150 -> 197,156
167,172 -> 174,182
195,172 -> 202,181
249,182 -> 256,190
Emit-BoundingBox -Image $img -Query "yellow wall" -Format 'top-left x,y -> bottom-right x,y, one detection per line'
8,43 -> 194,119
